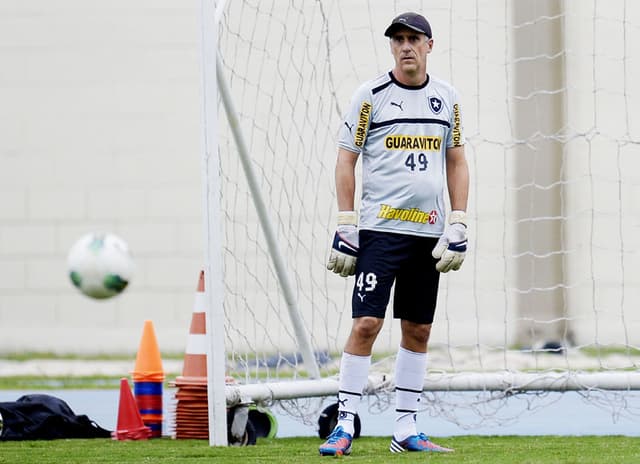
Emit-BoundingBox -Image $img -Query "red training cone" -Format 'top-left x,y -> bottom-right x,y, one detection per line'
112,378 -> 152,440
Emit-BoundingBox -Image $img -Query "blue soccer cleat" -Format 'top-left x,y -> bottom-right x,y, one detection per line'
389,432 -> 454,453
319,426 -> 353,456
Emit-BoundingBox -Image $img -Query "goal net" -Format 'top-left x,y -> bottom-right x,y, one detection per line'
211,0 -> 640,426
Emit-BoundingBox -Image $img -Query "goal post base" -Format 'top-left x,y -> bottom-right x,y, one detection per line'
225,371 -> 640,406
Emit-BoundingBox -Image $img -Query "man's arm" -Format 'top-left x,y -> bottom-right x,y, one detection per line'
432,145 -> 469,272
445,145 -> 469,212
327,148 -> 360,277
336,147 -> 359,211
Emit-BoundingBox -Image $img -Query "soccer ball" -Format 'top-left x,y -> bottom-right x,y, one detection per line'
67,232 -> 134,299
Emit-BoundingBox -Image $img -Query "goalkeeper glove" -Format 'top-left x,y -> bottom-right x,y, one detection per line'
432,210 -> 468,273
327,211 -> 359,277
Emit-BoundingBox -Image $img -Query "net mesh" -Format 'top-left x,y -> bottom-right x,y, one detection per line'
213,0 -> 640,425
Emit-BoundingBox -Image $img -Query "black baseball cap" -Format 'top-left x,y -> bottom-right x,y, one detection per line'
384,12 -> 432,38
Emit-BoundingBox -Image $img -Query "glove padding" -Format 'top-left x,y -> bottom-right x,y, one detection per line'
327,224 -> 359,277
432,222 -> 467,272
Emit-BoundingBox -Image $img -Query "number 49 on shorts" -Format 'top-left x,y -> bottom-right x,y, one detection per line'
356,272 -> 378,292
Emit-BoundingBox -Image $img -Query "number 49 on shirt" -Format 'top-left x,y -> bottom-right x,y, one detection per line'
405,152 -> 428,171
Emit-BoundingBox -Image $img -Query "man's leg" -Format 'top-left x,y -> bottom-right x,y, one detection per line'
390,321 -> 453,453
319,317 -> 382,456
393,345 -> 428,440
336,316 -> 382,433
334,352 -> 369,435
320,231 -> 397,456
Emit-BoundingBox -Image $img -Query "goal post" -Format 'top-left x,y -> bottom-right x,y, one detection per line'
199,0 -> 227,446
207,0 -> 640,430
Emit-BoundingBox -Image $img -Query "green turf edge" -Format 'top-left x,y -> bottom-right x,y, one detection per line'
0,436 -> 638,464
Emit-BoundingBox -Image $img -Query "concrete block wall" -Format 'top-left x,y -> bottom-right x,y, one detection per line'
2,0 -> 639,357
0,1 -> 205,353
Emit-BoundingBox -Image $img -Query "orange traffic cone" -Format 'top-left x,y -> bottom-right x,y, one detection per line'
175,270 -> 208,385
169,271 -> 238,440
171,270 -> 209,439
112,378 -> 152,440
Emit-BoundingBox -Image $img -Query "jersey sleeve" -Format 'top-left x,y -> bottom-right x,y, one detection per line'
445,87 -> 465,148
337,83 -> 373,154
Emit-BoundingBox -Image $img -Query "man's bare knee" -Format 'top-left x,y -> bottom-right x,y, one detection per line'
352,316 -> 384,340
345,317 -> 384,355
400,321 -> 432,352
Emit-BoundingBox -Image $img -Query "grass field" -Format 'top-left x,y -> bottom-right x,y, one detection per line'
1,362 -> 638,463
0,436 -> 638,464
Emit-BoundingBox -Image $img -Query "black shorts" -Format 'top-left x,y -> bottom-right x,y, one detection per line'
352,229 -> 441,324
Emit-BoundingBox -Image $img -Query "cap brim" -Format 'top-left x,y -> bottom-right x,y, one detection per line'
384,23 -> 429,37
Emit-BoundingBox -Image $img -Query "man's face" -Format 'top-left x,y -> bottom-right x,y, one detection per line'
390,28 -> 433,75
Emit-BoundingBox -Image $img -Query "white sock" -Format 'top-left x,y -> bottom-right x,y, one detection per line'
336,352 -> 371,436
393,347 -> 427,441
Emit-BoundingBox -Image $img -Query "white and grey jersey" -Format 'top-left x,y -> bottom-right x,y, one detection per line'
338,71 -> 465,237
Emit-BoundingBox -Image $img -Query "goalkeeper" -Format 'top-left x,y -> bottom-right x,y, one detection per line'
321,11 -> 469,456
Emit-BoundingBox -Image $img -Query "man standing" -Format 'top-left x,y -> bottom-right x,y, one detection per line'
321,12 -> 469,456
